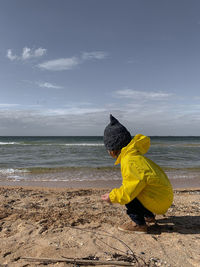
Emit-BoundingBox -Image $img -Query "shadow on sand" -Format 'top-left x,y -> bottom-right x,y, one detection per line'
147,216 -> 200,235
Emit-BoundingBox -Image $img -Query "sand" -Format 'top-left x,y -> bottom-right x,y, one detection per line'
0,186 -> 200,267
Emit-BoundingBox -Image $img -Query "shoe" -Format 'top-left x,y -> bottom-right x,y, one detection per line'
145,217 -> 156,224
118,221 -> 147,233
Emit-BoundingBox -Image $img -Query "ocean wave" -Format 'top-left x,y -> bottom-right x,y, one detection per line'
152,143 -> 200,148
0,166 -> 199,183
4,166 -> 198,175
163,167 -> 200,172
0,142 -> 20,145
0,141 -> 104,146
25,166 -> 117,173
64,143 -> 104,146
0,168 -> 29,174
1,142 -> 199,147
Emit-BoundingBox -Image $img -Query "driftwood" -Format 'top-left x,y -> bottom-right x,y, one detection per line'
22,256 -> 136,266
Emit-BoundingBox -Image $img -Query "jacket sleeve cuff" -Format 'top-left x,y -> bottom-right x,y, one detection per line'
109,190 -> 116,203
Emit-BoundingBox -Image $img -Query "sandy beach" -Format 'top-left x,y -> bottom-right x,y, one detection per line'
0,184 -> 200,267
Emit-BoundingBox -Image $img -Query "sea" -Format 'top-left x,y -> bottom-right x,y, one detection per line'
0,136 -> 200,186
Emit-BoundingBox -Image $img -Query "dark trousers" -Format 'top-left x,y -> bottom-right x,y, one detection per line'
125,198 -> 155,225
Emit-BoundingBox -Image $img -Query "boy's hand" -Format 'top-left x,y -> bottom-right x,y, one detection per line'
101,193 -> 111,203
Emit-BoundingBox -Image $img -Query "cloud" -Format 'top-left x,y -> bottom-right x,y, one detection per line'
6,47 -> 47,61
37,82 -> 63,89
0,106 -> 108,135
0,103 -> 20,108
0,100 -> 199,135
38,51 -> 107,71
6,49 -> 18,61
22,47 -> 47,60
114,89 -> 173,100
34,48 -> 47,57
22,47 -> 32,60
38,57 -> 80,71
81,51 -> 107,60
43,107 -> 106,116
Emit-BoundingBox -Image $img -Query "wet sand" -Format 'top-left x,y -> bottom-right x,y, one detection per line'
0,176 -> 199,189
0,185 -> 200,266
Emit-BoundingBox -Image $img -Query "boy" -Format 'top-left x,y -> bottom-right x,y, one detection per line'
101,115 -> 173,233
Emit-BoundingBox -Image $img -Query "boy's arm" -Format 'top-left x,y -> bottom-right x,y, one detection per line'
109,179 -> 146,205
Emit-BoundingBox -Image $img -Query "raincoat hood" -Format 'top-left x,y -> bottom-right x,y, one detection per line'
115,134 -> 150,165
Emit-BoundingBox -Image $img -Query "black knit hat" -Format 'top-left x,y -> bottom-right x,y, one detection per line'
103,114 -> 132,150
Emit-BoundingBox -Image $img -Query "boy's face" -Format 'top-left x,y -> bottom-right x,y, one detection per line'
108,150 -> 120,159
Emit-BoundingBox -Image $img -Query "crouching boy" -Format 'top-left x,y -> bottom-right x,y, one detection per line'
101,115 -> 173,233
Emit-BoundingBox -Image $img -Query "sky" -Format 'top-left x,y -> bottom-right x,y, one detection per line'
0,0 -> 200,136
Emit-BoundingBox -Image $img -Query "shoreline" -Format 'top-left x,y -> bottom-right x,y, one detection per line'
0,176 -> 199,189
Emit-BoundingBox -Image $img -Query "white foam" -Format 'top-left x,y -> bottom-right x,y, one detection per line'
0,168 -> 29,175
0,142 -> 104,146
0,142 -> 20,145
9,175 -> 23,181
64,143 -> 104,146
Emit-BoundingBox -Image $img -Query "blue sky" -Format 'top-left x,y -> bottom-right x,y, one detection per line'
0,0 -> 200,136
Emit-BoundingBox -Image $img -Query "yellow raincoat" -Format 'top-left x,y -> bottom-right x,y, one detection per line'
109,134 -> 173,214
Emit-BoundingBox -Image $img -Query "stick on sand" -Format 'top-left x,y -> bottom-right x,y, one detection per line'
22,256 -> 137,266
